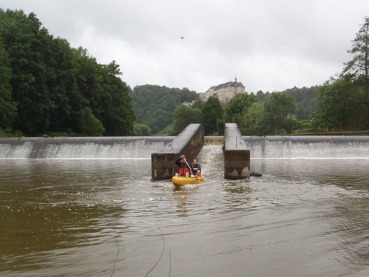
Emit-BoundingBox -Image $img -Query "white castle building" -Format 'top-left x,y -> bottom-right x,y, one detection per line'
199,78 -> 245,105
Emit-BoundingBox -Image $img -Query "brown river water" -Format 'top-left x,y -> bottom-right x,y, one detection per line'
1,137 -> 369,276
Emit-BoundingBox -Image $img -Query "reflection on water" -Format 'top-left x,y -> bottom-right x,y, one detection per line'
1,145 -> 369,276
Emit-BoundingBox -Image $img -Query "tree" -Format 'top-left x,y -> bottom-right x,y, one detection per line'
103,60 -> 122,76
261,93 -> 296,134
223,93 -> 258,126
283,86 -> 319,120
47,38 -> 80,132
69,47 -> 134,135
240,102 -> 264,135
99,62 -> 135,135
191,98 -> 204,110
313,77 -> 365,130
256,90 -> 266,100
133,123 -> 151,136
130,85 -> 198,134
79,107 -> 105,136
172,104 -> 201,135
0,37 -> 16,129
201,96 -> 223,135
1,10 -> 55,133
0,9 -> 136,136
342,17 -> 369,103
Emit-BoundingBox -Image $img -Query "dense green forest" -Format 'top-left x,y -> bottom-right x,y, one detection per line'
0,9 -> 135,136
130,85 -> 198,135
1,8 -> 368,136
130,84 -> 318,136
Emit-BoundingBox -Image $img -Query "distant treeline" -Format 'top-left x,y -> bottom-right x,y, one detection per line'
1,9 -> 368,136
130,85 -> 319,136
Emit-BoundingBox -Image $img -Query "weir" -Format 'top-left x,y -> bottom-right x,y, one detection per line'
0,137 -> 172,159
2,134 -> 368,161
224,123 -> 250,179
243,135 -> 369,159
151,123 -> 204,179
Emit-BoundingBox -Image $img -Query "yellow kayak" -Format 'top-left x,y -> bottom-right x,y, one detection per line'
172,176 -> 204,186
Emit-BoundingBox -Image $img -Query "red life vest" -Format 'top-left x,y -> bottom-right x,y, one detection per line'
179,163 -> 190,176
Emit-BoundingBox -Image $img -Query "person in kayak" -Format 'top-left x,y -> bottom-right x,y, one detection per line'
174,154 -> 193,177
192,158 -> 201,177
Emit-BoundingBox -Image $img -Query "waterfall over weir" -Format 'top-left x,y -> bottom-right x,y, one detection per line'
0,137 -> 173,159
244,136 -> 369,159
1,135 -> 369,159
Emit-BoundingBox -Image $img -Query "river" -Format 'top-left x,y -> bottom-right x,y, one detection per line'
0,137 -> 369,276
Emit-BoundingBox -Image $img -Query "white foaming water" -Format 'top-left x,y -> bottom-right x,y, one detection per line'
0,137 -> 173,159
1,136 -> 369,160
244,136 -> 369,159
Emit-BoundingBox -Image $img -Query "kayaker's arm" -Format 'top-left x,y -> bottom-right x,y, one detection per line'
175,158 -> 182,167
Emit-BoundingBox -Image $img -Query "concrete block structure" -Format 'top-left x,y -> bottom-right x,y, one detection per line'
224,123 -> 250,179
151,124 -> 204,179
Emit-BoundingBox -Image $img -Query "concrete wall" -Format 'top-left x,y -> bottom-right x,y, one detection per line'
151,124 -> 204,179
224,123 -> 250,179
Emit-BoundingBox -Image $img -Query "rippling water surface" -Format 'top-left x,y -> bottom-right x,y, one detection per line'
1,144 -> 369,277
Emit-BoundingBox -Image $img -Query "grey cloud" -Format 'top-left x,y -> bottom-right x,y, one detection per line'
2,0 -> 368,92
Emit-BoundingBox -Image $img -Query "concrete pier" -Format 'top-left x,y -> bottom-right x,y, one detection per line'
151,124 -> 204,179
224,123 -> 250,179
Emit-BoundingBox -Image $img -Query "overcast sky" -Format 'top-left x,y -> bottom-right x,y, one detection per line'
2,0 -> 369,93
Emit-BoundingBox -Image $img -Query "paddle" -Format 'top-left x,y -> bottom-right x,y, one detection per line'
183,158 -> 198,180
